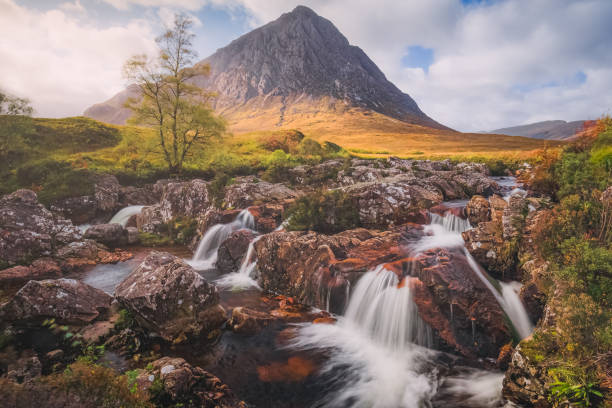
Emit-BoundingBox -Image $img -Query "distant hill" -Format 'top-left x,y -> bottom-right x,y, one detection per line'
491,120 -> 586,140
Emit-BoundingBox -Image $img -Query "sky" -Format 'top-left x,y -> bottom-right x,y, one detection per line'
1,0 -> 611,132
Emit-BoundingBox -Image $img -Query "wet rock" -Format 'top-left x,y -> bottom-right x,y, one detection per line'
0,190 -> 81,265
135,357 -> 246,408
254,227 -> 411,313
465,195 -> 490,225
0,259 -> 62,286
0,279 -> 112,326
197,208 -> 242,236
50,196 -> 97,225
502,343 -> 550,407
54,240 -> 132,271
115,252 -> 226,342
520,281 -> 546,323
411,247 -> 511,358
216,230 -> 256,274
229,307 -> 274,334
84,223 -> 126,247
136,205 -> 165,233
248,203 -> 286,233
223,176 -> 299,209
125,226 -> 139,245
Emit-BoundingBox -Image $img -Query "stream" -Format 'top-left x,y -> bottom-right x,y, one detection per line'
76,179 -> 532,408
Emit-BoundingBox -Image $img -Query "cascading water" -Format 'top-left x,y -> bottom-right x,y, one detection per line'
109,205 -> 145,227
292,266 -> 437,407
188,209 -> 254,270
215,235 -> 262,290
414,211 -> 534,340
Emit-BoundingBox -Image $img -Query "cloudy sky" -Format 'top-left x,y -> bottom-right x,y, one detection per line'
1,0 -> 611,131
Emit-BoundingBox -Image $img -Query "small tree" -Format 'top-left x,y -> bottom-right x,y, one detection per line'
0,90 -> 33,172
124,15 -> 225,175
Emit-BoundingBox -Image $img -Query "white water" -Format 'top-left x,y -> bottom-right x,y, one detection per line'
500,281 -> 535,339
109,205 -> 144,227
443,370 -> 506,406
421,212 -> 534,340
188,209 -> 254,270
215,235 -> 261,290
292,266 -> 436,407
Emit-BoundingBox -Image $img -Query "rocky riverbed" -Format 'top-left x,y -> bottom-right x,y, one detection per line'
0,157 -> 548,407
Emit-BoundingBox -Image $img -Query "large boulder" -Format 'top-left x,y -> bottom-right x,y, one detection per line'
137,179 -> 211,233
0,279 -> 112,326
216,229 -> 256,274
223,176 -> 299,209
411,247 -> 511,358
115,252 -> 226,342
118,184 -> 160,207
93,174 -> 120,213
343,175 -> 444,228
254,227 -> 410,313
84,223 -> 126,247
0,190 -> 81,266
135,357 -> 246,407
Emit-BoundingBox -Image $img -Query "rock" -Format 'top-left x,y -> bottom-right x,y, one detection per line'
136,205 -> 165,233
50,196 -> 97,225
197,208 -> 242,237
465,195 -> 490,225
343,175 -> 444,228
115,252 -> 226,342
248,203 -> 287,233
54,240 -> 132,271
411,247 -> 511,358
502,343 -> 550,407
137,179 -> 211,233
6,355 -> 42,384
93,174 -> 120,213
223,176 -> 299,209
125,227 -> 139,244
118,184 -> 159,206
0,279 -> 112,326
254,227 -> 410,313
79,320 -> 115,344
216,229 -> 256,274
0,190 -> 81,265
0,259 -> 62,286
229,307 -> 274,334
84,223 -> 126,246
45,349 -> 64,362
135,357 -> 246,407
520,281 -> 546,323
502,194 -> 528,239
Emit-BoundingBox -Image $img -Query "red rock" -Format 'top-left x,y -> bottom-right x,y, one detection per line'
257,356 -> 316,383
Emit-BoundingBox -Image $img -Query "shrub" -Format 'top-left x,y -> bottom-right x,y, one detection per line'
262,149 -> 298,182
285,190 -> 360,233
16,159 -> 95,204
208,172 -> 233,208
258,130 -> 304,153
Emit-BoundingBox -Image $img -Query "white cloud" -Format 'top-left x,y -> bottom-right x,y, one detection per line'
59,0 -> 85,13
101,0 -> 209,11
0,0 -> 158,117
214,0 -> 612,131
1,0 -> 611,130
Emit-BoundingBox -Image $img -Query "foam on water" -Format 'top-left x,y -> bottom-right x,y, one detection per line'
215,235 -> 262,290
188,209 -> 254,270
109,205 -> 145,227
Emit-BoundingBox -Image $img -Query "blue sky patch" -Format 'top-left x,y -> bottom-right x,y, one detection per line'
401,46 -> 434,72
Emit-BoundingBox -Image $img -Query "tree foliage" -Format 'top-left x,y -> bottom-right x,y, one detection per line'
0,90 -> 33,172
124,15 -> 226,175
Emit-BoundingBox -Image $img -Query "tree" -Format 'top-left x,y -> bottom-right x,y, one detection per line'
0,90 -> 33,172
124,14 -> 226,175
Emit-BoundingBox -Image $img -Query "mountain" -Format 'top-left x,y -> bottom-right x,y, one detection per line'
84,5 -> 447,132
491,120 -> 586,140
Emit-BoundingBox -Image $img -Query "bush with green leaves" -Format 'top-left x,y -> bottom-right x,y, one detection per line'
285,189 -> 360,234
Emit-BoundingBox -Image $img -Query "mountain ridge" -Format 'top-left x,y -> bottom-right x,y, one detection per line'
85,5 -> 449,132
491,119 -> 586,140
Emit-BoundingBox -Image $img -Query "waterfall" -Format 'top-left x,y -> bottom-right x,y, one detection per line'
500,281 -> 535,339
109,205 -> 144,227
414,211 -> 534,340
188,209 -> 254,270
292,266 -> 436,407
215,235 -> 262,290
